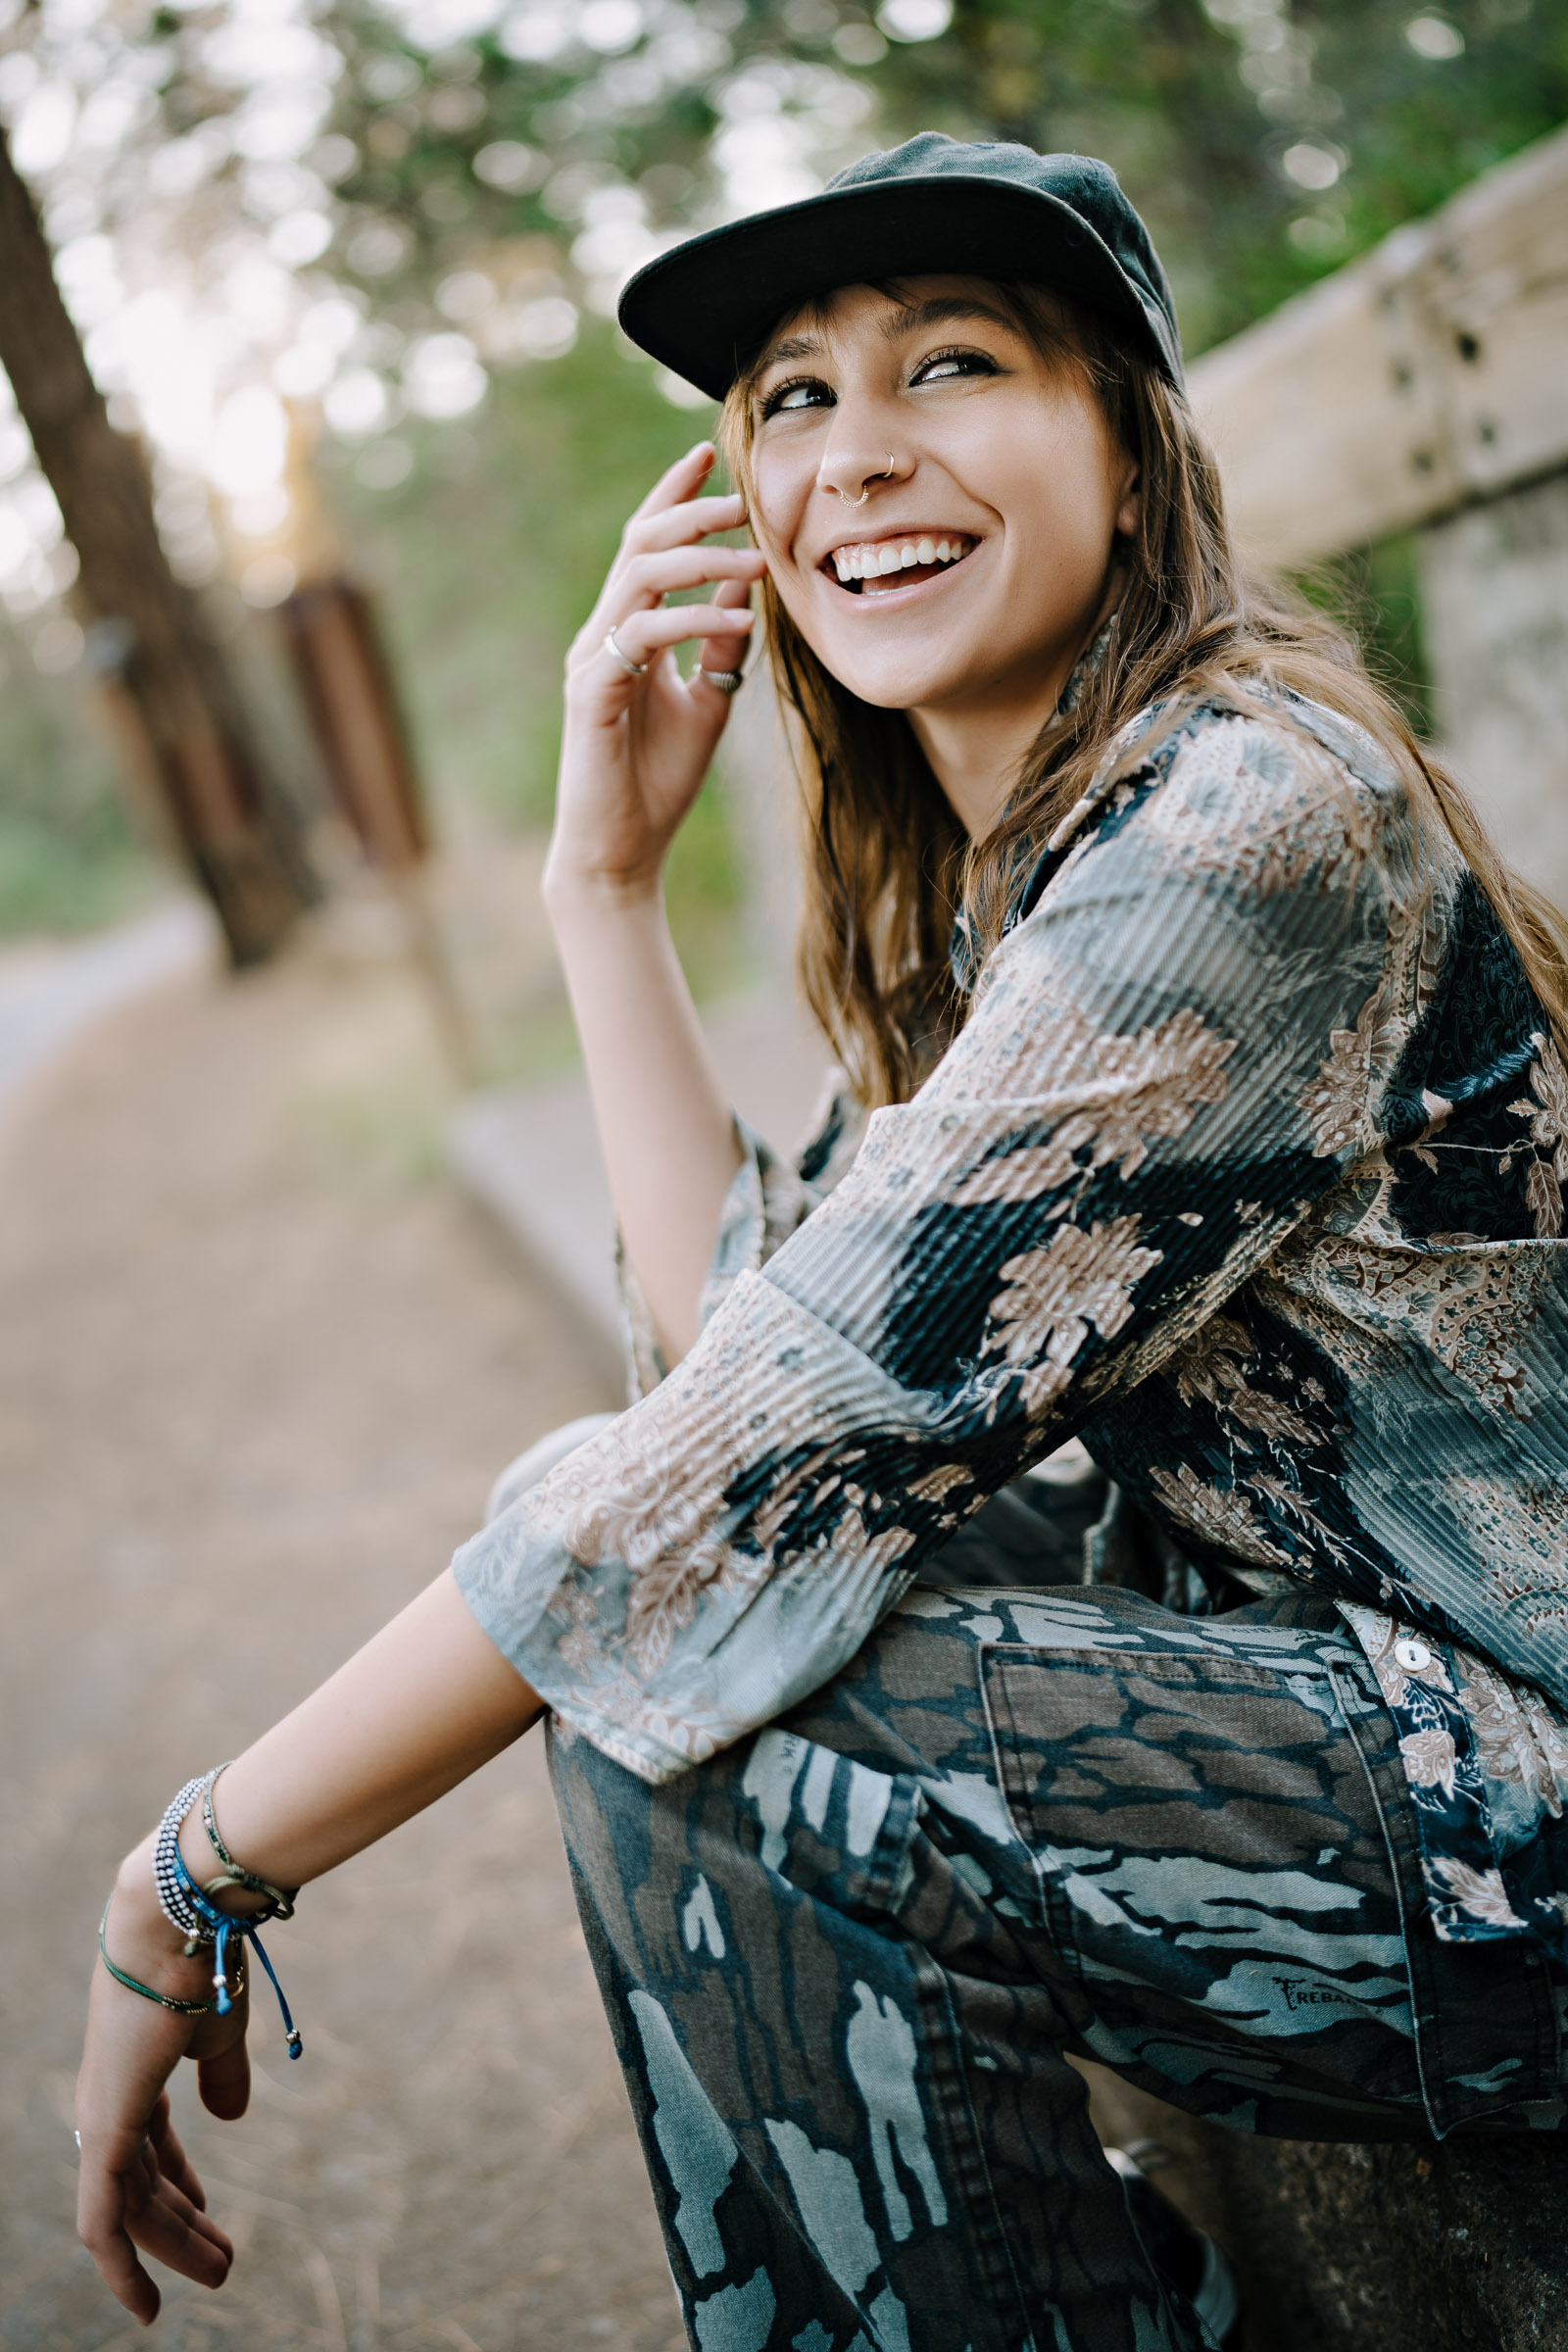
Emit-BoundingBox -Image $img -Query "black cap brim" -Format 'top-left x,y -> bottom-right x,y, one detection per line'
618,173 -> 1183,402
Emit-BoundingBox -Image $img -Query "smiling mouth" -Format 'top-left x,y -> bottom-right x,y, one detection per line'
823,532 -> 976,595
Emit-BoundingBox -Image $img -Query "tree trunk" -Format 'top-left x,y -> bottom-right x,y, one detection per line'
0,128 -> 317,964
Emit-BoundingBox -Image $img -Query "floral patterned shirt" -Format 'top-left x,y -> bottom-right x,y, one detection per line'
455,689 -> 1568,1961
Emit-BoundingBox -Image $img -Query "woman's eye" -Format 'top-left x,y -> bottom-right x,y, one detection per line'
911,348 -> 998,386
761,376 -> 833,418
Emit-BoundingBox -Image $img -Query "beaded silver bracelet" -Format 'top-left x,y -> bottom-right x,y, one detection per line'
146,1765 -> 305,2056
153,1766 -> 298,1953
152,1776 -> 214,1954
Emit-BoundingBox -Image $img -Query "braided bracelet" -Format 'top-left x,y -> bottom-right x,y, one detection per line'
98,1897 -> 227,2016
150,1772 -> 304,2059
202,1765 -> 297,1919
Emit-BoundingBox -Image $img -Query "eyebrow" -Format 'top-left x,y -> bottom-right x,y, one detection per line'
757,330 -> 824,368
752,292 -> 1021,381
878,294 -> 1019,341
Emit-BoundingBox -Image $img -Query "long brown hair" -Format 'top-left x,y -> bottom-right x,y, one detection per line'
718,281 -> 1568,1108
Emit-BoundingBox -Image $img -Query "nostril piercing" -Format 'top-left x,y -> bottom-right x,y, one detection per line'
835,452 -> 897,509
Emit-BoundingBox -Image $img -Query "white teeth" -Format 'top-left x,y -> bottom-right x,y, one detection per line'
831,534 -> 970,581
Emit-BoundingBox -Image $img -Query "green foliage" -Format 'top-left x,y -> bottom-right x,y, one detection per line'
11,0 -> 1561,946
307,0 -> 1562,797
318,0 -> 1566,361
868,0 -> 1568,354
323,320 -> 745,993
325,318 -> 716,827
1297,532 -> 1434,739
0,632 -> 156,936
662,766 -> 745,998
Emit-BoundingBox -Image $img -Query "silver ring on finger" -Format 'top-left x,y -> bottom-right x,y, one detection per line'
604,625 -> 647,679
700,661 -> 747,696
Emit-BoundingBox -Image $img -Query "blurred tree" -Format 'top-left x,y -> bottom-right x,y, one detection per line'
863,0 -> 1568,347
0,0 -> 1559,944
298,0 -> 1567,361
1,0 -> 1560,603
0,125 -> 317,960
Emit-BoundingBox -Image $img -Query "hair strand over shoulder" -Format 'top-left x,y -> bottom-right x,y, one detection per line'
719,283 -> 1568,1107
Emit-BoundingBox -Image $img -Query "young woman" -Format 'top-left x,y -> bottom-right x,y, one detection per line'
76,136 -> 1568,2352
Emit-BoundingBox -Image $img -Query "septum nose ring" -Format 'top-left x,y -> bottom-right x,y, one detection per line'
837,452 -> 896,510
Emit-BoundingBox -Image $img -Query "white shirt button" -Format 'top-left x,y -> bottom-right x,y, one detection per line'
1395,1639 -> 1433,1672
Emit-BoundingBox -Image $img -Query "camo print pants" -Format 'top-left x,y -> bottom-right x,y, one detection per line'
499,1442 -> 1568,2352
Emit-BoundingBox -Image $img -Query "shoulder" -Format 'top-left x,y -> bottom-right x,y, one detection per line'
1054,687 -> 1420,906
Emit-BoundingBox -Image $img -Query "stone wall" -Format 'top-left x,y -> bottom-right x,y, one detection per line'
1080,2062 -> 1568,2351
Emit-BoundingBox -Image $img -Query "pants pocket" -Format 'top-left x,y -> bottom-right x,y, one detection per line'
738,1725 -> 927,1926
980,1641 -> 1404,2021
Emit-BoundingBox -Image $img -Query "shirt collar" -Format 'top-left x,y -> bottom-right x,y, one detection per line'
948,612 -> 1119,998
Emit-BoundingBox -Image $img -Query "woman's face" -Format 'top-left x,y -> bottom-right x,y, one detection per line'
746,274 -> 1139,725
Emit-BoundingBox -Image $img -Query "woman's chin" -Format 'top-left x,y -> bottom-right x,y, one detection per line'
812,651 -> 972,712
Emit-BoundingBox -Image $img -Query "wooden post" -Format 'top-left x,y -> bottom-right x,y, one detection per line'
278,578 -> 426,867
1188,123 -> 1568,899
278,575 -> 473,1076
1415,472 -> 1568,907
0,128 -> 317,965
1189,125 -> 1568,571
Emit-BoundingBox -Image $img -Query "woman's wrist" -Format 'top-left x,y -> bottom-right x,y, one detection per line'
174,1796 -> 273,1919
106,1838 -> 218,2003
541,848 -> 667,923
104,1782 -> 273,1974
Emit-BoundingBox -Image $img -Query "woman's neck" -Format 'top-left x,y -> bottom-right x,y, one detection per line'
908,685 -> 1069,841
906,573 -> 1122,841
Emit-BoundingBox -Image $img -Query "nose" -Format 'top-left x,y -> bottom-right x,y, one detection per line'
816,442 -> 906,508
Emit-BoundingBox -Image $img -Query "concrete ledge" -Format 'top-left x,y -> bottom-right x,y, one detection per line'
1082,2063 -> 1568,2350
1213,2130 -> 1568,2349
446,991 -> 830,1347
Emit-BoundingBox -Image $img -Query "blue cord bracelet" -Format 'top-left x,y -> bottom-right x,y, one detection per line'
166,1836 -> 303,2059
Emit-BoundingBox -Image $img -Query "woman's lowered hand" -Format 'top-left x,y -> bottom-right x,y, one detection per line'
75,1848 -> 250,2325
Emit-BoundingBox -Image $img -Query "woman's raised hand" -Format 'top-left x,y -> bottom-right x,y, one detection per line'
549,440 -> 765,903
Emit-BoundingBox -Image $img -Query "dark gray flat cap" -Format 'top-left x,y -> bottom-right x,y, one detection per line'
618,132 -> 1184,400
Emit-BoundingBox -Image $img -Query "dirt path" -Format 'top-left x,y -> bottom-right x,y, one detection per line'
0,936 -> 682,2352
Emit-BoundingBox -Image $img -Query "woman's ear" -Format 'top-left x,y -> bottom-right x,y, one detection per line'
1114,461 -> 1142,541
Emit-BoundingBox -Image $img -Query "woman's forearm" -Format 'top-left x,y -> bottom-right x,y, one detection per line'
545,871 -> 742,1363
105,1570 -> 539,1995
186,1569 -> 541,1893
106,1571 -> 536,1946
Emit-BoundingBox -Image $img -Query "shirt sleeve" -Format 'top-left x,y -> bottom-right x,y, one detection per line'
455,706 -> 1425,1781
616,1081 -> 864,1400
